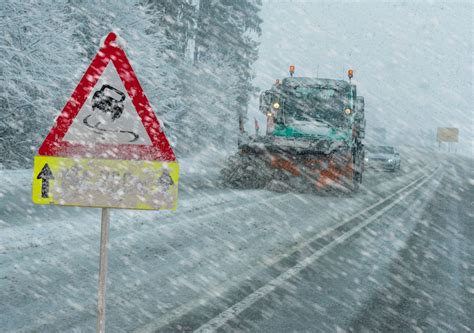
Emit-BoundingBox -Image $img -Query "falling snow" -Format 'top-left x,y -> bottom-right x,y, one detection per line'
0,1 -> 473,332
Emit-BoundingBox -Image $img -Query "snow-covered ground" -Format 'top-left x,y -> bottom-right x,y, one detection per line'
0,148 -> 445,332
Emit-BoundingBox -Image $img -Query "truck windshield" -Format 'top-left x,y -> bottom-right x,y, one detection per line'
278,86 -> 350,128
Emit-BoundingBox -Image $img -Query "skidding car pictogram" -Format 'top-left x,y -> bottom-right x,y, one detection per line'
83,84 -> 139,142
92,84 -> 126,121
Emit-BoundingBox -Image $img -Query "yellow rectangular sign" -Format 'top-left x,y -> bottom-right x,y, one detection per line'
32,156 -> 179,210
437,127 -> 459,143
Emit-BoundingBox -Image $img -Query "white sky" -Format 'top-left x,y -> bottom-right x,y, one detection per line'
250,1 -> 473,153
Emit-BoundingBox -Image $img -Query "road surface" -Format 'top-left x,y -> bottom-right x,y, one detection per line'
0,148 -> 472,332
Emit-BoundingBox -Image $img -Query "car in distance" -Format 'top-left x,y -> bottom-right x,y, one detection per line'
364,145 -> 400,171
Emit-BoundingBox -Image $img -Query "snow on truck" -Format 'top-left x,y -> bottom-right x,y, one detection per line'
222,67 -> 366,192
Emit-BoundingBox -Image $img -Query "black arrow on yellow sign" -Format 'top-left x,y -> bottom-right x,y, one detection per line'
37,163 -> 54,198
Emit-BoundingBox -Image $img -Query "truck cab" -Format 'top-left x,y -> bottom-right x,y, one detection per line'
225,67 -> 366,192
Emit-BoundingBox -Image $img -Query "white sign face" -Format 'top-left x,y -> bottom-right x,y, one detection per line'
64,63 -> 152,145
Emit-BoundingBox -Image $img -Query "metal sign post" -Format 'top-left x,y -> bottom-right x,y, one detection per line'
97,208 -> 110,333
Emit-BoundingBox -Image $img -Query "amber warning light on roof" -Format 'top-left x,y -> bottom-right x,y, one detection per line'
348,69 -> 354,79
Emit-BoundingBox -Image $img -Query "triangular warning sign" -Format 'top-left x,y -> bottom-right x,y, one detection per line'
38,32 -> 175,161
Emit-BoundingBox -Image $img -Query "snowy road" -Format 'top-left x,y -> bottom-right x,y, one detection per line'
0,149 -> 472,332
190,160 -> 473,332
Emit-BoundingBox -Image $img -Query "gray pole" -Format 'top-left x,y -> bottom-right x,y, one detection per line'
97,208 -> 110,333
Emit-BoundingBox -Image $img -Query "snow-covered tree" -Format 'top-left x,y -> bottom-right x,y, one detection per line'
0,1 -> 78,168
0,0 -> 262,168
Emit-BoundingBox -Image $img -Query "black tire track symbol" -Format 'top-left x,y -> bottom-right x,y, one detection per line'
83,84 -> 139,143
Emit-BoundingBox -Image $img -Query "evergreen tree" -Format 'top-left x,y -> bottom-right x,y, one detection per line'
0,0 -> 262,167
192,0 -> 262,150
0,1 -> 77,168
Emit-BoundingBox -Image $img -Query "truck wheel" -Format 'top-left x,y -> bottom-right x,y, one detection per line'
352,175 -> 360,192
343,169 -> 360,194
221,154 -> 269,189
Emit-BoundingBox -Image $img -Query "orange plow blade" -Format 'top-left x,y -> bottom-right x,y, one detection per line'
269,153 -> 354,190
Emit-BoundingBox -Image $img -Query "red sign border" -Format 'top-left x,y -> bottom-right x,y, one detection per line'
38,32 -> 176,161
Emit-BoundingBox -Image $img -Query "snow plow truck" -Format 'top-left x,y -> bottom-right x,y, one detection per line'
221,67 -> 366,192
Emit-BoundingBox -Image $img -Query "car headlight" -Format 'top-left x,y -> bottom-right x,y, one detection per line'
388,159 -> 393,163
